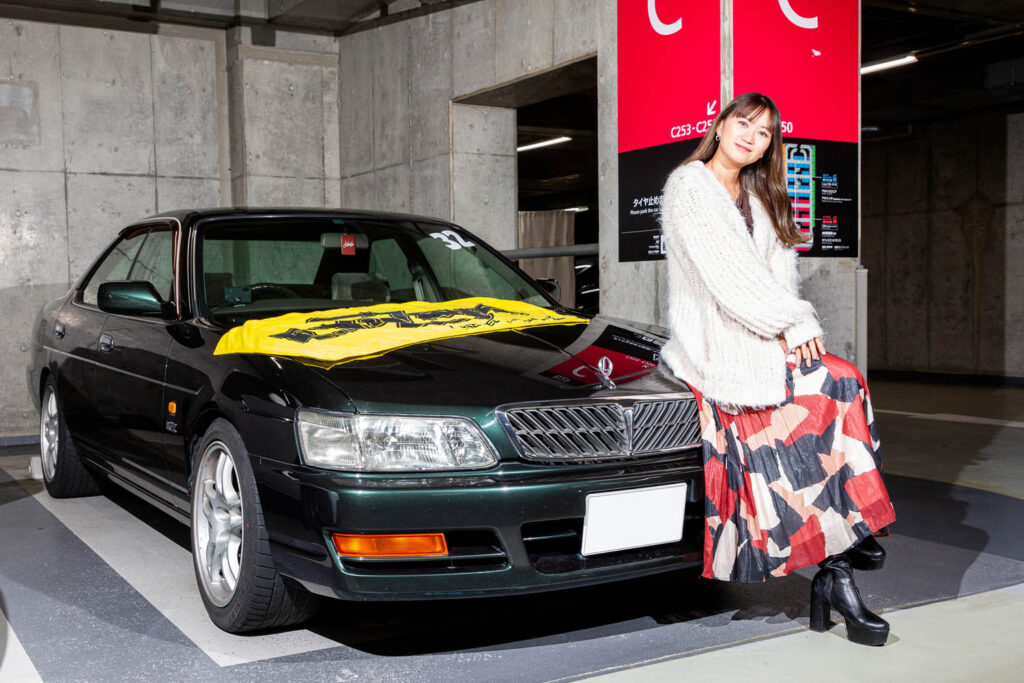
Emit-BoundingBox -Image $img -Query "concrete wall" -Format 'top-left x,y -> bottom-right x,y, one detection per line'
339,13 -> 455,221
227,30 -> 340,207
0,20 -> 226,436
862,111 -> 1024,377
0,19 -> 345,435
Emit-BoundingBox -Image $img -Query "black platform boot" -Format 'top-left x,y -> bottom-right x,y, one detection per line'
845,535 -> 886,571
809,555 -> 889,646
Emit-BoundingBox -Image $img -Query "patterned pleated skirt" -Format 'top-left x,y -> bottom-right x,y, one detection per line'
689,353 -> 896,583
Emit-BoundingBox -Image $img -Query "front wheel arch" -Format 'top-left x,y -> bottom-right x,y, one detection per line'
189,418 -> 317,632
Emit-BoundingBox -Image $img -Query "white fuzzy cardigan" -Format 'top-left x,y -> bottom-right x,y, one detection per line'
659,160 -> 823,407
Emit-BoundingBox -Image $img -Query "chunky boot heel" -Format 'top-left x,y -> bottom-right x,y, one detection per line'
808,591 -> 831,632
846,535 -> 886,571
810,556 -> 890,646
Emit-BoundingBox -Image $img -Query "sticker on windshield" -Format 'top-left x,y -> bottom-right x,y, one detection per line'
341,234 -> 356,255
429,230 -> 475,251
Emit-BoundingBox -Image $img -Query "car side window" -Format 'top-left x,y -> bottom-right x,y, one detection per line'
129,229 -> 177,302
81,231 -> 148,306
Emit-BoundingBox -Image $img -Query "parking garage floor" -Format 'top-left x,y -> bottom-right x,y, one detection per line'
2,379 -> 1023,682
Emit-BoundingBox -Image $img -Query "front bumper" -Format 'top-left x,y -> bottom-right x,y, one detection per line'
252,453 -> 704,601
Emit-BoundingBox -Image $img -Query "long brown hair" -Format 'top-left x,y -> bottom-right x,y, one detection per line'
684,92 -> 806,246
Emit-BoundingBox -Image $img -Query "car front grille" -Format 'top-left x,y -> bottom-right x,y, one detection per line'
520,517 -> 702,574
498,394 -> 702,463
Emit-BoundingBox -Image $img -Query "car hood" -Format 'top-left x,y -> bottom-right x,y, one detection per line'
282,314 -> 672,412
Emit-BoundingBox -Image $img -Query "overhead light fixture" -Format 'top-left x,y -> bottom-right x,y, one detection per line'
517,136 -> 572,152
860,54 -> 918,75
563,206 -> 589,212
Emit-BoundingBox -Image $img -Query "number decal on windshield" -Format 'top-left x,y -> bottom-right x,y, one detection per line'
429,230 -> 475,251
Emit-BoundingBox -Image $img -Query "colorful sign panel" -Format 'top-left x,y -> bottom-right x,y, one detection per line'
736,0 -> 860,257
617,0 -> 721,261
617,0 -> 860,261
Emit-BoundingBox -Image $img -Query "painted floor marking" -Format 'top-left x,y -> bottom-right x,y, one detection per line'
584,582 -> 1024,681
0,606 -> 44,683
874,409 -> 1024,429
0,461 -> 339,668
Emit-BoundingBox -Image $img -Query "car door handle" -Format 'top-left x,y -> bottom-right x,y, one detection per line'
54,322 -> 66,339
99,334 -> 114,353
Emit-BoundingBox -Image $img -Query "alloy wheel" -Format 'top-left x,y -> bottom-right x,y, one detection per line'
193,440 -> 244,607
40,386 -> 59,481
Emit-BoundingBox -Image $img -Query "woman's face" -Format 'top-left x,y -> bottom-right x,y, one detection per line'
714,109 -> 774,168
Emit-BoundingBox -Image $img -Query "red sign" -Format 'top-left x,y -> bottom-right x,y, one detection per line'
341,235 -> 356,255
543,344 -> 657,385
618,0 -> 721,153
733,0 -> 859,143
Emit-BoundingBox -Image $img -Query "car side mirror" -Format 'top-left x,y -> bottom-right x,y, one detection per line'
535,277 -> 561,303
98,281 -> 175,318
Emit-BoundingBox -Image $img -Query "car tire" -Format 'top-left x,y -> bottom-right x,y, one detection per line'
190,418 -> 318,633
39,376 -> 101,498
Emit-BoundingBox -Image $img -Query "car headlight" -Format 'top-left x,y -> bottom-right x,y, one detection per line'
296,409 -> 498,472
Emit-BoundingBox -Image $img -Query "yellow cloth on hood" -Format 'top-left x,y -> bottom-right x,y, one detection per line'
214,297 -> 588,364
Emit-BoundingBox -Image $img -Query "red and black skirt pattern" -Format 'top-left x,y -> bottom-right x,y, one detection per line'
691,353 -> 896,583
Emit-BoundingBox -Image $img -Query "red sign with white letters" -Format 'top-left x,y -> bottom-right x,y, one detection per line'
617,0 -> 721,152
733,0 -> 859,143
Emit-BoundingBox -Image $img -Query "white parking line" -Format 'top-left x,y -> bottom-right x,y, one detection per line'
1,462 -> 339,668
0,606 -> 44,683
873,409 -> 1024,429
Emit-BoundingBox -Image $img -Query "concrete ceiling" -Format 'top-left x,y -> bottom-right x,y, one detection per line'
0,0 -> 471,34
862,0 -> 1024,131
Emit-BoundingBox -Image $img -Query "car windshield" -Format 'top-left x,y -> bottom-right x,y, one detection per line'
198,217 -> 552,325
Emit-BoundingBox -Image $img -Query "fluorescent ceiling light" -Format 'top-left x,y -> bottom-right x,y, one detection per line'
564,206 -> 589,212
860,54 -> 918,75
517,136 -> 572,152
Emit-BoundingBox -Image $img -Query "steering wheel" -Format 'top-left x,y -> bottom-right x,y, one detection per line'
248,283 -> 302,300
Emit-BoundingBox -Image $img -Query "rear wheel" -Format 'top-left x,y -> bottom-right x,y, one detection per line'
190,418 -> 318,633
39,377 -> 101,498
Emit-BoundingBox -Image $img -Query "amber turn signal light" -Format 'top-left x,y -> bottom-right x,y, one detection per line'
167,401 -> 177,415
331,532 -> 448,558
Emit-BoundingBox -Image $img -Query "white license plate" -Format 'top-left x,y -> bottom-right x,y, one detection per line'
581,483 -> 687,556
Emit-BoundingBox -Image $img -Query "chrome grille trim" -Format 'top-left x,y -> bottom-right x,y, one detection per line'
631,398 -> 701,455
496,392 -> 701,463
504,404 -> 627,460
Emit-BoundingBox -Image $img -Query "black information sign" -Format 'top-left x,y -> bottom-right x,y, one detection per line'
618,139 -> 698,262
618,137 -> 858,261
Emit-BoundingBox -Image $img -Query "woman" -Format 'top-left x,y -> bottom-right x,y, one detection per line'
659,92 -> 895,646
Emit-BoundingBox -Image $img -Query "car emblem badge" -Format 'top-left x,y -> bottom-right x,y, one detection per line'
597,356 -> 613,378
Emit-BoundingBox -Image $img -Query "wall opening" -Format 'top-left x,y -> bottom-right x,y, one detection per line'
454,57 -> 599,314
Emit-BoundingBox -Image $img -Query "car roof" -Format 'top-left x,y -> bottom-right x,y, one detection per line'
134,207 -> 457,229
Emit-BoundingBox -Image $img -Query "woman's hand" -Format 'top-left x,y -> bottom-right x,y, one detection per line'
779,336 -> 826,367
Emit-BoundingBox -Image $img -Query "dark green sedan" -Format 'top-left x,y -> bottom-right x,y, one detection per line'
28,209 -> 704,633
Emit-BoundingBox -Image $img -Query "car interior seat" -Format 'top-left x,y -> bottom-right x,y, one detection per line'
331,272 -> 391,305
204,272 -> 234,306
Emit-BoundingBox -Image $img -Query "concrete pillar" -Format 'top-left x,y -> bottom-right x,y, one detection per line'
226,30 -> 340,207
451,103 -> 517,249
